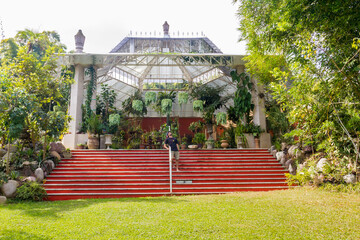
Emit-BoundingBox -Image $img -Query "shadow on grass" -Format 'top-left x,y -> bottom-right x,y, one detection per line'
0,230 -> 50,240
1,195 -> 188,219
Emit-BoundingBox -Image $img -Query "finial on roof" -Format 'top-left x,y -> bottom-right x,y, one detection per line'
74,30 -> 85,53
163,21 -> 170,38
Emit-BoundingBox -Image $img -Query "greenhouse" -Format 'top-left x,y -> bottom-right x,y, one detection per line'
62,22 -> 270,149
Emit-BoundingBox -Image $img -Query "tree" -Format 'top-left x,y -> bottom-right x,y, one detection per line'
0,29 -> 72,161
234,0 -> 360,172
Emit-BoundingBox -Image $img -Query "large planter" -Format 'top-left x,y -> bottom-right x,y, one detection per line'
105,134 -> 113,149
188,145 -> 198,149
206,140 -> 214,149
88,136 -> 99,149
221,140 -> 229,149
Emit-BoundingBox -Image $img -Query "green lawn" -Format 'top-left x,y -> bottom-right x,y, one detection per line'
1,188 -> 360,239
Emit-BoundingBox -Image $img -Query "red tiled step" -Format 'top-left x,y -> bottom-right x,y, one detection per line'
45,149 -> 289,200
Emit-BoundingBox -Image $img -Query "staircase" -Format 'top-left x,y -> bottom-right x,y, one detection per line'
44,149 -> 288,201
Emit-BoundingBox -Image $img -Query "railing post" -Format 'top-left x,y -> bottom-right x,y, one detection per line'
169,148 -> 172,193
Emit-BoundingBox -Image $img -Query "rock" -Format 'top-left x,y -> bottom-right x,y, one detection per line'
280,155 -> 287,166
1,180 -> 19,198
4,144 -> 17,153
271,150 -> 277,158
344,174 -> 356,184
0,149 -> 6,158
31,161 -> 38,169
285,159 -> 293,170
316,158 -> 328,172
276,152 -> 284,161
23,176 -> 36,182
50,142 -> 66,155
0,196 -> 6,204
44,160 -> 55,170
50,151 -> 61,161
288,145 -> 300,157
281,142 -> 288,151
269,146 -> 276,153
34,168 -> 44,182
288,163 -> 297,175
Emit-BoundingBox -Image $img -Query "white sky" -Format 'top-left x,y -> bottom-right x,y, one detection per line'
0,0 -> 246,54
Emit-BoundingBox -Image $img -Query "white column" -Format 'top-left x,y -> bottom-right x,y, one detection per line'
63,64 -> 84,149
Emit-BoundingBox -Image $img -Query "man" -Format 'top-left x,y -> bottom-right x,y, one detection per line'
164,132 -> 180,171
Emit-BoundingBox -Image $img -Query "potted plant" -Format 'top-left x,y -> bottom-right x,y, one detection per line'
63,148 -> 72,158
87,114 -> 102,149
181,136 -> 187,150
77,143 -> 86,149
192,132 -> 206,149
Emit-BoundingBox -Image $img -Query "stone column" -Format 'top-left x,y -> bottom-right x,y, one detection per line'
64,64 -> 84,149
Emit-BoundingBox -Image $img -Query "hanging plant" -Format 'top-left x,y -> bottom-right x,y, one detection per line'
132,100 -> 144,113
216,112 -> 227,125
178,92 -> 189,106
145,91 -> 157,106
193,100 -> 204,112
161,99 -> 173,115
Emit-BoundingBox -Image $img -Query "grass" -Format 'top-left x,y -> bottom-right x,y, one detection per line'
1,188 -> 360,239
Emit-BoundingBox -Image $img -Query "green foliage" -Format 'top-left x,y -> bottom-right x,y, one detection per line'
229,71 -> 254,124
193,100 -> 203,112
153,91 -> 176,115
132,100 -> 144,113
215,112 -> 227,125
122,91 -> 147,117
190,84 -> 230,124
96,83 -> 117,130
87,114 -> 102,135
178,92 -> 189,106
144,91 -> 157,106
161,99 -> 172,115
9,171 -> 19,180
0,171 -> 9,185
188,121 -> 204,133
14,182 -> 47,201
319,183 -> 360,194
234,0 -> 360,167
108,113 -> 122,134
192,132 -> 206,145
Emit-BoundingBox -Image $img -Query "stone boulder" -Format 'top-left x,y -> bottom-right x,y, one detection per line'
44,160 -> 55,171
288,145 -> 300,158
281,142 -> 288,151
35,168 -> 44,182
0,196 -> 6,205
1,180 -> 19,198
288,163 -> 297,175
303,145 -> 313,154
343,174 -> 356,184
0,149 -> 6,158
280,155 -> 287,166
50,142 -> 66,155
316,158 -> 328,172
276,151 -> 284,161
50,151 -> 61,161
23,176 -> 36,182
271,150 -> 277,158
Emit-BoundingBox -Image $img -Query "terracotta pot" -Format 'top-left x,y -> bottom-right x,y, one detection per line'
254,137 -> 260,148
181,144 -> 186,150
220,140 -> 229,149
88,136 -> 99,149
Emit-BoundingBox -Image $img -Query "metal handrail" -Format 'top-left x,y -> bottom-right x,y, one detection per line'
169,148 -> 172,193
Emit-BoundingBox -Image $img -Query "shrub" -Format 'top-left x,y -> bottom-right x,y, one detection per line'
15,182 -> 47,201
